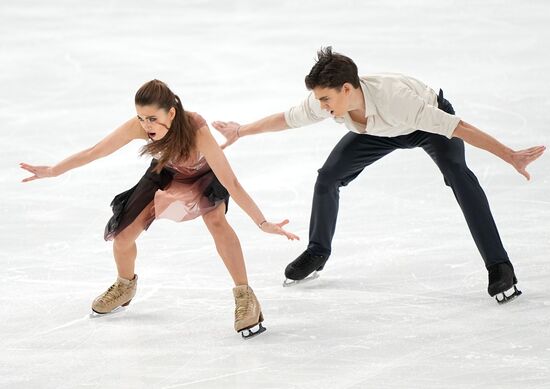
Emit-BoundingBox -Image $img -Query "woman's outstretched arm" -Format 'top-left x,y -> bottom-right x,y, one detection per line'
20,118 -> 146,182
195,124 -> 299,241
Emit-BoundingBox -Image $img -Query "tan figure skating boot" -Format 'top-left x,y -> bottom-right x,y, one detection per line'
92,275 -> 138,314
233,285 -> 266,338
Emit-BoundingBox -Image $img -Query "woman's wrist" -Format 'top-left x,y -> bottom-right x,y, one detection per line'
258,220 -> 267,229
49,166 -> 58,177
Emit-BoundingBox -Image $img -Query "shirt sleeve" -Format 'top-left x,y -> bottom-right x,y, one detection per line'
387,88 -> 461,139
284,92 -> 330,128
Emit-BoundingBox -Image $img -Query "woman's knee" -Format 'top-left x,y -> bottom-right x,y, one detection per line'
113,231 -> 136,251
203,204 -> 227,230
113,223 -> 143,250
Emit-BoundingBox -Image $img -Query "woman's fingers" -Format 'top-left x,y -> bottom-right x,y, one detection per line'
281,229 -> 300,240
276,219 -> 289,228
211,121 -> 227,129
261,220 -> 300,240
287,232 -> 300,240
22,175 -> 38,183
19,163 -> 53,181
273,220 -> 300,240
20,163 -> 38,182
19,163 -> 36,173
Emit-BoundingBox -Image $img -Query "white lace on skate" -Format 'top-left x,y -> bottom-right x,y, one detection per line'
90,280 -> 133,316
495,285 -> 522,304
99,282 -> 126,304
282,270 -> 320,287
234,299 -> 249,323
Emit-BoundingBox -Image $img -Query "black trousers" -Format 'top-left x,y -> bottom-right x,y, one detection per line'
307,90 -> 510,268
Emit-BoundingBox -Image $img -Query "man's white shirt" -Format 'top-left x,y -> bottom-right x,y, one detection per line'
284,73 -> 461,139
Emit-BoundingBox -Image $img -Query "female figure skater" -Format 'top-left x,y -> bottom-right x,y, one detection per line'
20,79 -> 298,338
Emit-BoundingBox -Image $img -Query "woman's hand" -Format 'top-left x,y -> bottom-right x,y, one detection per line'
509,145 -> 546,180
260,219 -> 300,240
211,121 -> 241,149
20,163 -> 56,182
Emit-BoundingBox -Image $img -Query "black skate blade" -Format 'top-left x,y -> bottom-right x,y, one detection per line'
282,271 -> 320,287
240,323 -> 266,339
495,285 -> 522,305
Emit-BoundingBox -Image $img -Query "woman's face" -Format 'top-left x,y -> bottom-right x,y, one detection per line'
136,104 -> 175,141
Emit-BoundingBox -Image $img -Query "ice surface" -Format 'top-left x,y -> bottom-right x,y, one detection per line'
1,1 -> 550,388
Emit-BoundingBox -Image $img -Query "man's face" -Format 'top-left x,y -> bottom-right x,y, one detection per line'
313,84 -> 351,118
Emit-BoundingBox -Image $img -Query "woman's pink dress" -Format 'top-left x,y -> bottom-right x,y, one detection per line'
104,112 -> 229,240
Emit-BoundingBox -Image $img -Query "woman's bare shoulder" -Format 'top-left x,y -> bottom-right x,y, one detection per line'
126,116 -> 148,140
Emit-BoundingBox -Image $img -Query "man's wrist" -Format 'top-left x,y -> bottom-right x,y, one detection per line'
501,147 -> 514,163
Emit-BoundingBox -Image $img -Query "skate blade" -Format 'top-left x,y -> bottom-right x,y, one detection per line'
89,301 -> 131,318
282,271 -> 320,287
240,323 -> 266,339
495,285 -> 522,305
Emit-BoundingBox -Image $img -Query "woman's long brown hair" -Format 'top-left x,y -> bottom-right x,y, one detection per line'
136,80 -> 196,173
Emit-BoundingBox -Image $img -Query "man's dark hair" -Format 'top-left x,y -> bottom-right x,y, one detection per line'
305,46 -> 361,90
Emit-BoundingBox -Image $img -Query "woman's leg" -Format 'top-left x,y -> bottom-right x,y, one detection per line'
203,202 -> 265,336
112,202 -> 153,280
202,202 -> 248,286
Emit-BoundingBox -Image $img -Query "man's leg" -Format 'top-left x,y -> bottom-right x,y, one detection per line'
285,131 -> 398,282
307,132 -> 397,256
419,133 -> 511,268
419,132 -> 520,301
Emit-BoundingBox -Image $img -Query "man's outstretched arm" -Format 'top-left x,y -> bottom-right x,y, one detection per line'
213,93 -> 329,148
212,113 -> 289,148
452,120 -> 546,180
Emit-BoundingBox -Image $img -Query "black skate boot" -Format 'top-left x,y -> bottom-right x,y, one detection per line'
487,263 -> 521,304
283,250 -> 329,287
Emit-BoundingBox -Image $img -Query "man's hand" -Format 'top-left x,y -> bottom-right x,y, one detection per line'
211,121 -> 241,150
453,121 -> 546,180
509,146 -> 546,180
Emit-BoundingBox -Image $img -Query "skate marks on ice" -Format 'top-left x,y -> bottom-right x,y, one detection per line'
273,275 -> 550,388
159,366 -> 269,389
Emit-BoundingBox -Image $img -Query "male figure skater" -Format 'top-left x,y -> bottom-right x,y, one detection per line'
213,47 -> 545,303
